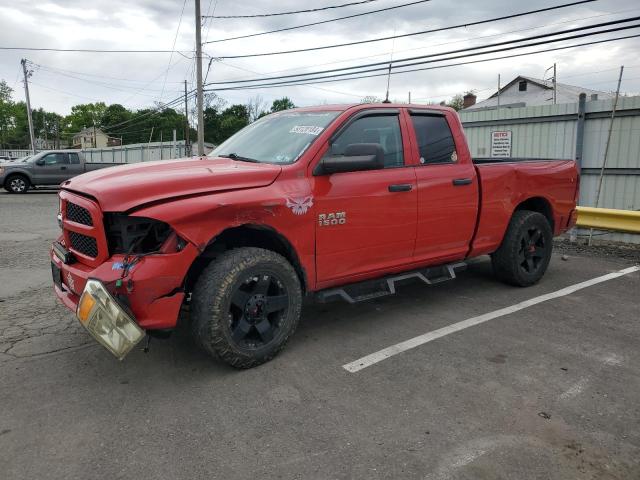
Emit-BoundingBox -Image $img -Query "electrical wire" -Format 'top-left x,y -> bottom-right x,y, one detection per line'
223,6 -> 640,80
102,91 -> 195,131
213,0 -> 597,59
205,18 -> 640,86
206,0 -> 379,18
203,0 -> 432,44
0,47 -> 193,56
203,33 -> 640,91
159,0 -> 189,101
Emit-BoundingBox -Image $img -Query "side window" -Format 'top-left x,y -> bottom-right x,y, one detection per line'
69,153 -> 80,164
331,114 -> 404,168
42,153 -> 69,165
410,115 -> 457,165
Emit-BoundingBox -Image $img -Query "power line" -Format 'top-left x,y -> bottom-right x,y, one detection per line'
225,6 -> 640,79
21,62 -> 185,85
102,91 -> 195,131
0,47 -> 192,56
204,33 -> 640,92
29,63 -> 182,97
206,0 -> 379,18
205,18 -> 640,86
159,0 -> 189,101
203,0 -> 432,44
213,0 -> 596,59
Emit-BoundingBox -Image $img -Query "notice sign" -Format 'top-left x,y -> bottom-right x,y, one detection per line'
490,131 -> 512,158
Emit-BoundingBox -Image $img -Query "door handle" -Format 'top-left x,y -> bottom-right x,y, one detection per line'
388,184 -> 412,192
452,178 -> 472,186
60,166 -> 67,170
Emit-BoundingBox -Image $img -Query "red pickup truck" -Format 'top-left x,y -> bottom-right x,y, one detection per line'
50,103 -> 579,368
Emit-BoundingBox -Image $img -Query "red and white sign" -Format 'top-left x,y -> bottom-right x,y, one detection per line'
491,131 -> 512,158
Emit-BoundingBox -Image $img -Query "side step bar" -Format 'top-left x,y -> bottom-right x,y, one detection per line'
315,262 -> 467,304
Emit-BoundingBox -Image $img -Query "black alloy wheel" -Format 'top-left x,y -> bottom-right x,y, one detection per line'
190,247 -> 302,369
492,210 -> 553,287
228,273 -> 289,349
518,227 -> 548,275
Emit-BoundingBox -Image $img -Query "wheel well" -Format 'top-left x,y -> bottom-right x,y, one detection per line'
4,172 -> 29,184
184,224 -> 307,294
515,197 -> 554,230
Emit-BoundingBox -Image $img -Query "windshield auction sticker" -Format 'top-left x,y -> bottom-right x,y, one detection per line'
289,126 -> 324,135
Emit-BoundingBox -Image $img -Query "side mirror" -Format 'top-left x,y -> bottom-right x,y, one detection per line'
314,143 -> 384,175
35,159 -> 45,166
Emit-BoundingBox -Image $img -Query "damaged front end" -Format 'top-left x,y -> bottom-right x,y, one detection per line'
51,190 -> 200,359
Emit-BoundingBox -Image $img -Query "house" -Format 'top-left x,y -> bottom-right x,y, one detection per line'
72,127 -> 121,149
463,75 -> 615,111
33,138 -> 58,150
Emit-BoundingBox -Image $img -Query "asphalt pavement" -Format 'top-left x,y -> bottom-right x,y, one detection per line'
1,190 -> 639,480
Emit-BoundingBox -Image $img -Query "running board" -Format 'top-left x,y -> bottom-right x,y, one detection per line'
315,262 -> 467,304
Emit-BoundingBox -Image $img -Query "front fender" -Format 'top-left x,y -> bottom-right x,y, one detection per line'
1,167 -> 33,183
130,183 -> 316,289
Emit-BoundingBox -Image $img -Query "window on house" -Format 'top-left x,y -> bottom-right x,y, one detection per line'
518,81 -> 527,92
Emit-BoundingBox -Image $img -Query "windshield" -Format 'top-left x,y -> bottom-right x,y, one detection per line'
209,111 -> 340,164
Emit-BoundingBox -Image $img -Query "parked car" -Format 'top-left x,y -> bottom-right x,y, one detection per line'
0,150 -> 123,193
50,103 -> 579,367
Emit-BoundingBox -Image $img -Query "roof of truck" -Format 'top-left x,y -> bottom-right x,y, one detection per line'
289,103 -> 453,113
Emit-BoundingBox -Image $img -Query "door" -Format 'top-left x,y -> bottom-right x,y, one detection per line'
407,111 -> 479,263
64,152 -> 84,180
313,110 -> 417,284
36,152 -> 70,185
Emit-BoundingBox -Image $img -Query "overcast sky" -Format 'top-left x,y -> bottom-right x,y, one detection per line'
1,0 -> 639,115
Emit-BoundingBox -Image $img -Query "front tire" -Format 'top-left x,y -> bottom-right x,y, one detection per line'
4,175 -> 30,194
491,210 -> 553,287
190,247 -> 302,369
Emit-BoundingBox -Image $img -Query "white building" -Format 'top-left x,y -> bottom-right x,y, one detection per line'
464,76 -> 615,111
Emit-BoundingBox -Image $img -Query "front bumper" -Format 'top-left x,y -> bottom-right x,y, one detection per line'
51,239 -> 198,331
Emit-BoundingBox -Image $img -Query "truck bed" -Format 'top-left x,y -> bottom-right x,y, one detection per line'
469,157 -> 579,257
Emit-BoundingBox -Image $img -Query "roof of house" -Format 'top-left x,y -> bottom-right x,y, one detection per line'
465,75 -> 615,110
74,127 -> 106,136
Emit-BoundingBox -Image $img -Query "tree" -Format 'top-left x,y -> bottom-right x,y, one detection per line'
270,97 -> 295,112
62,102 -> 108,138
0,80 -> 14,149
246,95 -> 268,122
446,94 -> 465,111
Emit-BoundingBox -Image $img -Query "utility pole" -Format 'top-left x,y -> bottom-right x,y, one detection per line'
589,65 -> 624,246
553,63 -> 557,105
184,80 -> 191,156
195,0 -> 205,156
21,59 -> 36,154
497,74 -> 501,111
408,91 -> 411,104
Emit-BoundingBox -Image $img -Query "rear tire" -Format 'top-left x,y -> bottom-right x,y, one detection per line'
4,174 -> 30,194
190,247 -> 302,369
491,210 -> 553,287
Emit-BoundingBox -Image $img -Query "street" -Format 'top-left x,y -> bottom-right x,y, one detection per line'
1,190 -> 639,480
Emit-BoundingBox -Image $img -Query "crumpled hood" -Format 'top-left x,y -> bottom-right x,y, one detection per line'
63,157 -> 282,212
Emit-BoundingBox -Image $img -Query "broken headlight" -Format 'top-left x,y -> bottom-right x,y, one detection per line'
104,214 -> 173,255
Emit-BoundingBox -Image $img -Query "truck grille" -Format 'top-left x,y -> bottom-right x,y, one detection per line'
68,231 -> 98,258
66,202 -> 93,226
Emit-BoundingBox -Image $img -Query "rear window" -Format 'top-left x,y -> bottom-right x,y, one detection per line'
69,153 -> 80,164
410,115 -> 457,165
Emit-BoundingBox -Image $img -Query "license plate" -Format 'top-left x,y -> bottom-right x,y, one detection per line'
51,262 -> 62,289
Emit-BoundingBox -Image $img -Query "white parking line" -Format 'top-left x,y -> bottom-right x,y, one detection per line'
343,265 -> 640,373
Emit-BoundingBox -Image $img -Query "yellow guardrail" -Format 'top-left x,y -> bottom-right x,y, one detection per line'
576,206 -> 640,234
